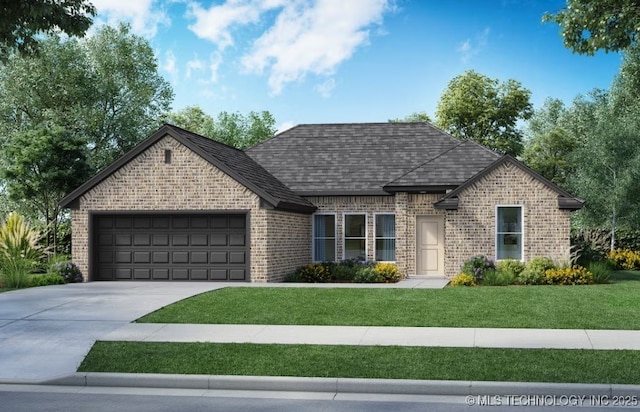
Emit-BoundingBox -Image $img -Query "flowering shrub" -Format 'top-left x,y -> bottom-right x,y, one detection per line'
296,263 -> 332,283
374,262 -> 401,283
461,255 -> 495,282
50,261 -> 83,283
450,273 -> 476,286
607,248 -> 640,270
544,266 -> 594,285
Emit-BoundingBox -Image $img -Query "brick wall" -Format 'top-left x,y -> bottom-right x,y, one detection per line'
71,135 -> 305,282
264,210 -> 312,281
444,162 -> 571,276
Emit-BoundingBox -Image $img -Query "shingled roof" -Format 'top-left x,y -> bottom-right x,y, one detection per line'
245,122 -> 500,195
60,124 -> 316,213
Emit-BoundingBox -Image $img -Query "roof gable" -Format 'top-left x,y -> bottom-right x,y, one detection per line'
246,122 -> 494,195
60,124 -> 315,213
433,155 -> 584,210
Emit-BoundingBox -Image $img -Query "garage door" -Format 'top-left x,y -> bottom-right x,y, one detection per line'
93,214 -> 248,281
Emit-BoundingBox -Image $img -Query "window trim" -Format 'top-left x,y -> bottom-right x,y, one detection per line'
312,213 -> 337,262
495,205 -> 524,262
374,212 -> 396,263
342,213 -> 367,261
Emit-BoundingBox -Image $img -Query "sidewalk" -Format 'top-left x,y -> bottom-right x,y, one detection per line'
103,323 -> 640,350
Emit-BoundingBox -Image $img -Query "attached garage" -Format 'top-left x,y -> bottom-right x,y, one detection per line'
93,214 -> 248,281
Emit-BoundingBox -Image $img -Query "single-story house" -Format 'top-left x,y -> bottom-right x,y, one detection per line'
60,122 -> 583,282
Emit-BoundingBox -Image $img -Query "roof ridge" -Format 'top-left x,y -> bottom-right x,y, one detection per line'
385,141 -> 465,186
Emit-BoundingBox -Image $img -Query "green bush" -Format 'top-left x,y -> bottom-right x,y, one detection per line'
496,259 -> 525,277
587,261 -> 612,284
30,273 -> 65,287
516,257 -> 556,285
461,255 -> 495,283
47,255 -> 83,283
0,212 -> 45,289
332,263 -> 358,282
450,273 -> 476,286
296,263 -> 332,283
354,266 -> 382,283
482,269 -> 516,286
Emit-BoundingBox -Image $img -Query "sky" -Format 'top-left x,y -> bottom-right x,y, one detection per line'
91,0 -> 623,132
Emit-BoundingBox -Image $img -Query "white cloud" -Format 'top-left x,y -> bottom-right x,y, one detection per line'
186,55 -> 205,78
457,27 -> 490,63
315,78 -> 336,98
162,50 -> 179,84
242,0 -> 389,95
92,0 -> 170,38
276,120 -> 296,133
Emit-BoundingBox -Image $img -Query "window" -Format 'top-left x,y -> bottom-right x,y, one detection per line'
313,214 -> 335,261
375,214 -> 395,261
344,214 -> 366,260
496,206 -> 523,260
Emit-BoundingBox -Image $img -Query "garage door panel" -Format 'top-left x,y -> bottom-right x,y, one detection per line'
94,214 -> 248,282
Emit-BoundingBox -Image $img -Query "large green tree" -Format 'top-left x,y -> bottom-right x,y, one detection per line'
435,70 -> 533,156
0,0 -> 95,58
1,126 -> 92,250
544,0 -> 640,54
0,23 -> 174,170
389,111 -> 432,123
165,106 -> 276,150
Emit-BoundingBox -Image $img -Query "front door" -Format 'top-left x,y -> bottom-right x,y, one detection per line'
416,216 -> 444,276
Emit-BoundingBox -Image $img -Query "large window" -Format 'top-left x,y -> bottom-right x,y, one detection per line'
344,214 -> 366,260
496,206 -> 523,260
313,214 -> 336,261
375,214 -> 395,261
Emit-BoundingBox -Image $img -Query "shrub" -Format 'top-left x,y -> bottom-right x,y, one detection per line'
482,269 -> 516,286
47,256 -> 83,283
587,261 -> 612,284
460,255 -> 495,283
607,248 -> 640,270
516,257 -> 556,285
450,273 -> 476,286
373,262 -> 401,283
354,266 -> 382,283
296,263 -> 332,283
496,259 -> 525,277
544,266 -> 594,285
0,212 -> 46,289
30,274 -> 65,287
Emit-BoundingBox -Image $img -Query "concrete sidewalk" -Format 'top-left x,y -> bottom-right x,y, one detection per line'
103,323 -> 640,350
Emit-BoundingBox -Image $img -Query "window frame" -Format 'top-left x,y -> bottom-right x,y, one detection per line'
495,205 -> 524,262
374,213 -> 396,262
312,213 -> 337,262
342,213 -> 367,261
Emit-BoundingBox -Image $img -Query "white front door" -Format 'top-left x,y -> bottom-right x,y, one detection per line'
416,216 -> 444,276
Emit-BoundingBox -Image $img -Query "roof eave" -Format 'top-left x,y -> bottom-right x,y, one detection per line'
558,196 -> 585,210
383,185 -> 455,194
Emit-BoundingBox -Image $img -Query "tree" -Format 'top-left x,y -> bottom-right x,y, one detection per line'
1,125 -> 93,251
522,98 -> 577,187
0,23 -> 174,170
165,107 -> 276,150
543,0 -> 640,55
435,70 -> 533,156
0,0 -> 95,58
389,112 -> 432,123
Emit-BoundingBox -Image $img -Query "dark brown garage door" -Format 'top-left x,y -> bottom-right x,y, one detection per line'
93,214 -> 248,281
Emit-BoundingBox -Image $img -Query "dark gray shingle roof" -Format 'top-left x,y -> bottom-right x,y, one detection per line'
246,122 -> 499,195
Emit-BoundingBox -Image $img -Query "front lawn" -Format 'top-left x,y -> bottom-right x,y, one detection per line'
138,271 -> 640,329
79,342 -> 640,384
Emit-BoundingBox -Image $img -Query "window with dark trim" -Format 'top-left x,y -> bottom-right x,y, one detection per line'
496,206 -> 522,260
313,214 -> 336,261
375,214 -> 395,261
344,214 -> 366,260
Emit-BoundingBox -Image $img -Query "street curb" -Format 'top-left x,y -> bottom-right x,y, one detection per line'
38,373 -> 640,397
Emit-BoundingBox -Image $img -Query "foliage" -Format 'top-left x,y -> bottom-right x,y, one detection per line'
450,273 -> 476,286
295,263 -> 332,283
373,263 -> 401,283
30,273 -> 65,287
587,261 -> 612,284
1,126 -> 92,251
0,0 -> 95,59
571,228 -> 610,265
354,266 -> 382,283
543,0 -> 640,55
544,266 -> 594,285
481,270 -> 516,286
0,23 -> 174,172
165,106 -> 277,150
389,112 -> 432,123
48,258 -> 83,283
0,255 -> 35,289
496,259 -> 525,277
435,70 -> 533,156
460,255 -> 496,283
0,212 -> 45,263
517,257 -> 556,285
607,248 -> 640,270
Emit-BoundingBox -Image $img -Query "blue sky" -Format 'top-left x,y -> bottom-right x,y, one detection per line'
92,0 -> 622,132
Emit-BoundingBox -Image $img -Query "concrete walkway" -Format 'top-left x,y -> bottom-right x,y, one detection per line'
104,323 -> 640,350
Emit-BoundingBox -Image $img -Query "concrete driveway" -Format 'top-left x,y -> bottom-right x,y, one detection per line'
0,282 -> 225,383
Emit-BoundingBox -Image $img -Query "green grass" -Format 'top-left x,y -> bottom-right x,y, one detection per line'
138,271 -> 640,329
79,342 -> 640,384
